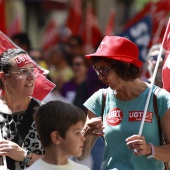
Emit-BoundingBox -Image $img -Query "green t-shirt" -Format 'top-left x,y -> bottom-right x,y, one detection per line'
84,86 -> 170,170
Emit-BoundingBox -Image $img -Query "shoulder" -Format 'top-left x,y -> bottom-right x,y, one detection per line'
68,159 -> 90,170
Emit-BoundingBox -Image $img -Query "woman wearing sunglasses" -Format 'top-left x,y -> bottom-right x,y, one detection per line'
78,36 -> 170,170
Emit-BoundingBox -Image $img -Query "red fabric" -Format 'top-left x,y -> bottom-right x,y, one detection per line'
41,19 -> 59,50
0,0 -> 6,34
105,9 -> 115,36
80,3 -> 103,51
162,52 -> 170,92
0,31 -> 18,55
32,74 -> 56,101
7,12 -> 22,38
86,36 -> 142,68
66,0 -> 82,35
162,18 -> 170,51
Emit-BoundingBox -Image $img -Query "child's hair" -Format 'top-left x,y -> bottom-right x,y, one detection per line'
34,101 -> 86,148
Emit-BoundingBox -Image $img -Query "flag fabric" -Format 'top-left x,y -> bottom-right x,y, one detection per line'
66,0 -> 82,35
162,18 -> 170,52
162,52 -> 170,92
80,2 -> 103,52
7,12 -> 22,38
162,18 -> 170,92
0,0 -> 6,34
124,0 -> 170,47
119,15 -> 152,63
41,19 -> 59,50
32,73 -> 56,101
0,31 -> 18,55
105,8 -> 115,36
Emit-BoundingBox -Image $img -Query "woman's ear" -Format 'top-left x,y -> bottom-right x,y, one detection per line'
51,131 -> 61,145
0,72 -> 7,84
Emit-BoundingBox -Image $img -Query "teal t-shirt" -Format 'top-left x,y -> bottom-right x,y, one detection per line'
84,85 -> 170,170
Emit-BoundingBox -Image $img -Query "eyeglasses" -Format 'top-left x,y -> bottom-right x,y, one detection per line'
7,68 -> 38,78
150,54 -> 165,61
93,66 -> 111,77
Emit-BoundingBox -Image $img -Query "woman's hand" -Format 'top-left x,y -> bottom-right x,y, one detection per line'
0,139 -> 25,162
82,116 -> 104,137
126,135 -> 151,156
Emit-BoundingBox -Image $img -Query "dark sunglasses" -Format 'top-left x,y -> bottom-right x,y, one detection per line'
151,54 -> 165,61
93,66 -> 111,77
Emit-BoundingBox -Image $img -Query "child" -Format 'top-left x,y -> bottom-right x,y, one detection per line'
27,101 -> 90,170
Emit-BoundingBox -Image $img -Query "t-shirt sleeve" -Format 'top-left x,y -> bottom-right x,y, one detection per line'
157,88 -> 170,119
83,89 -> 104,117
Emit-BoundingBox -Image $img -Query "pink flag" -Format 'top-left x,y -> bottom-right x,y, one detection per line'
32,74 -> 56,101
162,18 -> 170,51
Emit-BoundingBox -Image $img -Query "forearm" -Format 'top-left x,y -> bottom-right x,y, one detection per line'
154,144 -> 170,162
78,135 -> 98,160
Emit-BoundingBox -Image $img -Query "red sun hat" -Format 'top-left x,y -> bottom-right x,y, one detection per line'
85,36 -> 143,68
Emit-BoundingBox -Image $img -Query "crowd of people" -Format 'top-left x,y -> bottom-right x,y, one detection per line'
0,31 -> 169,170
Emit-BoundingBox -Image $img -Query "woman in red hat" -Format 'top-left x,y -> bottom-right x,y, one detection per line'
78,36 -> 170,170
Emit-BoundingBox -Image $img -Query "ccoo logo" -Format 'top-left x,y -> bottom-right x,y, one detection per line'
106,108 -> 123,126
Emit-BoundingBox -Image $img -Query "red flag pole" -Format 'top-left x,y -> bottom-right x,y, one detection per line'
138,17 -> 170,135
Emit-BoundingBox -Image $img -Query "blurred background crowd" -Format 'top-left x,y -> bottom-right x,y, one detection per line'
0,0 -> 170,169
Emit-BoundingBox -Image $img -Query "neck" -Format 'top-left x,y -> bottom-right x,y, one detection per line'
2,94 -> 31,113
114,79 -> 148,101
42,146 -> 68,165
74,75 -> 86,84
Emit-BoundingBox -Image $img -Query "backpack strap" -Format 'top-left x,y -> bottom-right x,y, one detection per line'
153,87 -> 163,144
101,89 -> 107,121
153,87 -> 169,170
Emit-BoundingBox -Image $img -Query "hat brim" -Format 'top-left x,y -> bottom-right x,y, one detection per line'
85,54 -> 143,68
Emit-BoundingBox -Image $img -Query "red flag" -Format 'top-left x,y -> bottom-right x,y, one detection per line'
0,0 -> 6,34
81,2 -> 103,52
32,74 -> 56,101
0,31 -> 18,55
7,12 -> 22,37
162,18 -> 170,51
105,9 -> 115,36
162,52 -> 170,91
162,18 -> 170,91
41,19 -> 59,50
66,0 -> 82,35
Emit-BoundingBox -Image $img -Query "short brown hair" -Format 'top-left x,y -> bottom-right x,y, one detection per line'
34,101 -> 86,149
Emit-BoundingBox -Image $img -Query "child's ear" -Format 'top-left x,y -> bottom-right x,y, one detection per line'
51,131 -> 61,145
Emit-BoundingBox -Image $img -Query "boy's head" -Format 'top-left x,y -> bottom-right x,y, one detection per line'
34,101 -> 86,150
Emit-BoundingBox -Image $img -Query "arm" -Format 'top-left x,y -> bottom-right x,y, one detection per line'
154,109 -> 170,162
0,140 -> 43,166
78,110 -> 104,160
126,109 -> 170,162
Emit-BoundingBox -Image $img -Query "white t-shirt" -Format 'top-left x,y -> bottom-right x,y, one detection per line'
26,159 -> 90,170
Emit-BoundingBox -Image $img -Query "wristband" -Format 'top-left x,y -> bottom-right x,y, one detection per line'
22,150 -> 33,164
146,143 -> 155,159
